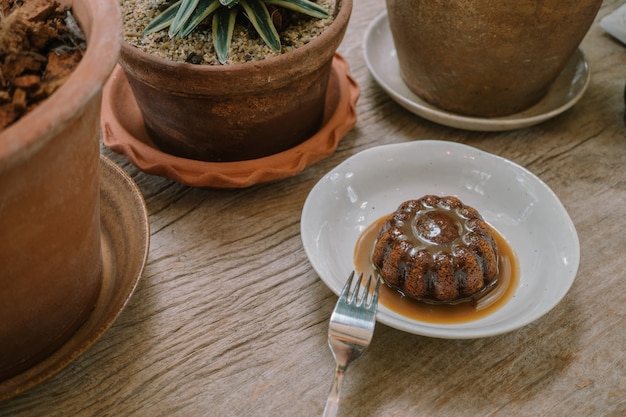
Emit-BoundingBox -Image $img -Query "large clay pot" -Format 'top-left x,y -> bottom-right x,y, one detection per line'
385,0 -> 602,117
119,0 -> 352,162
0,0 -> 122,380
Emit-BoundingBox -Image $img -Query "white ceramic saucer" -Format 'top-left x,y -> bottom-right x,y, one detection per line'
363,13 -> 591,132
601,3 -> 626,45
0,155 -> 150,401
301,141 -> 580,338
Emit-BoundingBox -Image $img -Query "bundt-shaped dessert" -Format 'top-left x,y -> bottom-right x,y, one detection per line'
372,195 -> 499,304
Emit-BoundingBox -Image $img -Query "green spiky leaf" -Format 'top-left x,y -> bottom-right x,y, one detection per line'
143,0 -> 182,35
265,0 -> 329,19
169,0 -> 200,36
179,0 -> 221,37
213,6 -> 238,63
239,0 -> 281,51
143,0 -> 331,64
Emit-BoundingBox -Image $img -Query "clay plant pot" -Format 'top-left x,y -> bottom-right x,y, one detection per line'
0,0 -> 122,380
119,0 -> 352,162
385,0 -> 602,117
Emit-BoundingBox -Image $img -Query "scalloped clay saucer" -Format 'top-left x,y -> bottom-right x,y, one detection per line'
0,155 -> 149,401
101,53 -> 359,188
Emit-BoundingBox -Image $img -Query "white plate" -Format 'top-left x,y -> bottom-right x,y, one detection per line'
301,141 -> 580,338
363,13 -> 590,132
600,4 -> 626,45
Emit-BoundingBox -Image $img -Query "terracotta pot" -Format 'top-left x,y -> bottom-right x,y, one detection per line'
0,0 -> 122,380
385,0 -> 602,117
119,0 -> 352,162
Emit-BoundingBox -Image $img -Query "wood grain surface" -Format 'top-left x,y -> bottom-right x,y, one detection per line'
1,0 -> 625,415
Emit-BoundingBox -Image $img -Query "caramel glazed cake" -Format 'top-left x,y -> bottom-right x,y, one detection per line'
372,195 -> 499,304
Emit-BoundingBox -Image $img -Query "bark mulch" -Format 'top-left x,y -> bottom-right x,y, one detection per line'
0,0 -> 85,131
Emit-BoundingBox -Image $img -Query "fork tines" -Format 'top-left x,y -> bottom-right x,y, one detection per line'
341,271 -> 378,308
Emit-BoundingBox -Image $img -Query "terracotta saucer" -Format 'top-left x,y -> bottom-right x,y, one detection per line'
0,155 -> 150,401
101,53 -> 360,188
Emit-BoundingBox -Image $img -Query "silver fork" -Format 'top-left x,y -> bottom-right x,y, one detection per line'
322,271 -> 381,417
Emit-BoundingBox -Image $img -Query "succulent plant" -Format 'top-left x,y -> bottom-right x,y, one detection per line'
144,0 -> 330,64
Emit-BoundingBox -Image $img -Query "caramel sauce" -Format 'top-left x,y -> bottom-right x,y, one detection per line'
354,216 -> 520,324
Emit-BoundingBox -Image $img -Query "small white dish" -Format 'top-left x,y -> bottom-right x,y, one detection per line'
363,13 -> 591,132
600,4 -> 626,45
301,141 -> 580,338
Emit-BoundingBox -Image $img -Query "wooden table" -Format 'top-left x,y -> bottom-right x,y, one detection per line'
2,0 -> 625,415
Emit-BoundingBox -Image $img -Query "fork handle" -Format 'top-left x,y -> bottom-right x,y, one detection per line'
322,366 -> 346,417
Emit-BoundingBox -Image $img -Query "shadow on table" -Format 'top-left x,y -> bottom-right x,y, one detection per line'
344,293 -> 582,416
